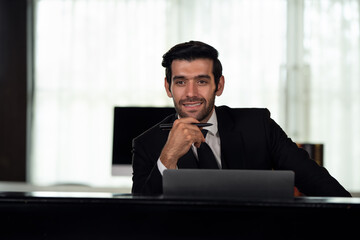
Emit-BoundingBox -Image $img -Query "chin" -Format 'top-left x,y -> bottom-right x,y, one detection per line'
182,111 -> 207,122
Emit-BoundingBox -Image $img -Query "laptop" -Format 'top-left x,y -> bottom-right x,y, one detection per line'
163,169 -> 294,200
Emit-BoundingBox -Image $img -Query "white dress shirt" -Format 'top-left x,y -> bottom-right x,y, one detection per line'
157,109 -> 222,175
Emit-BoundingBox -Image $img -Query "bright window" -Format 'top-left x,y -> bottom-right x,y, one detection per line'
31,0 -> 359,192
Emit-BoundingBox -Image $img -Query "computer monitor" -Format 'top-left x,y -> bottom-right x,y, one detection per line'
111,106 -> 175,176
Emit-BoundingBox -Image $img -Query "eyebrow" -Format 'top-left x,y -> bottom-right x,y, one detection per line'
172,74 -> 211,81
195,75 -> 211,80
172,75 -> 186,81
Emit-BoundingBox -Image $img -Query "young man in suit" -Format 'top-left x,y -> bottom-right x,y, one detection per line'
131,41 -> 350,197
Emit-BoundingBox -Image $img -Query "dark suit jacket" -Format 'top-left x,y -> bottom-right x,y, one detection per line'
131,106 -> 351,197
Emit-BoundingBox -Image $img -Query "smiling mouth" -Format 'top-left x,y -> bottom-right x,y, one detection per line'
183,102 -> 202,107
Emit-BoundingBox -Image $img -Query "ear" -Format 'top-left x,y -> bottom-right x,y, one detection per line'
164,78 -> 173,98
215,76 -> 225,96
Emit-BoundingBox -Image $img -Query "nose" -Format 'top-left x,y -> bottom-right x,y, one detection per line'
185,80 -> 198,97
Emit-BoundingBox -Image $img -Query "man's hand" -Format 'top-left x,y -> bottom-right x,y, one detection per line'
159,117 -> 205,169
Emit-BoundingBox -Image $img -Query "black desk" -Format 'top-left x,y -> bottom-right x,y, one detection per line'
0,191 -> 359,239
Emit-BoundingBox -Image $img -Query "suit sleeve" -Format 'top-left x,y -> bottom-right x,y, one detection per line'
263,109 -> 351,197
131,137 -> 163,195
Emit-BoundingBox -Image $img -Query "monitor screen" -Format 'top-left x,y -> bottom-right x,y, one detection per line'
112,107 -> 175,176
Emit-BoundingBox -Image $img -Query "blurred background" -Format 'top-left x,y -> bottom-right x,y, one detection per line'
0,0 -> 359,194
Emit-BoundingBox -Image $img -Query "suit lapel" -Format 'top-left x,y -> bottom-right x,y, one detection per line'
216,107 -> 245,169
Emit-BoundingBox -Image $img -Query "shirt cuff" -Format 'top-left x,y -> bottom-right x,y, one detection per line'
157,158 -> 168,176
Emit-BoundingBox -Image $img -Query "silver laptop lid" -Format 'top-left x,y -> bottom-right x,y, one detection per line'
163,169 -> 294,200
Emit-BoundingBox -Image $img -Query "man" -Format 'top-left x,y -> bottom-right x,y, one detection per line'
131,40 -> 350,197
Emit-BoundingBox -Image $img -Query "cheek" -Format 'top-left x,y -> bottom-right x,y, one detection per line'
200,87 -> 215,99
171,88 -> 184,100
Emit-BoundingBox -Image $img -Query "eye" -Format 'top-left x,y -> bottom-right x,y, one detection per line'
174,80 -> 186,86
197,79 -> 209,85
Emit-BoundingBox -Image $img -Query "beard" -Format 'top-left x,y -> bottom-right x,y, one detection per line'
173,94 -> 216,122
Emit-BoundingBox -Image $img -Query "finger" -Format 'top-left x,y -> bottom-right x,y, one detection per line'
173,119 -> 203,133
184,127 -> 204,141
171,118 -> 197,130
194,137 -> 205,148
193,129 -> 206,148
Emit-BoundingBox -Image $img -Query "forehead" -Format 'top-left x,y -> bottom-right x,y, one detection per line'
171,59 -> 214,78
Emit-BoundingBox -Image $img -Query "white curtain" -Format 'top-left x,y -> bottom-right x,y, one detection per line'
302,0 -> 360,191
31,0 -> 359,192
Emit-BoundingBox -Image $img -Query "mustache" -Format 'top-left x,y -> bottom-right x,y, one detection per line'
179,97 -> 205,104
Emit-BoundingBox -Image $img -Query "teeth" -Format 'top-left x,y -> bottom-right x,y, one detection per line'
184,103 -> 201,107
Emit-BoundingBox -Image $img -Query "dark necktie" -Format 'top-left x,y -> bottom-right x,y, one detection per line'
197,129 -> 219,169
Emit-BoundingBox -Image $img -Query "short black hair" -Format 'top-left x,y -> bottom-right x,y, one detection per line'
162,41 -> 223,91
